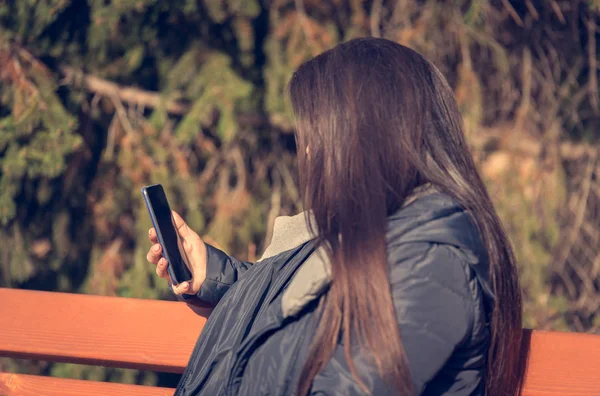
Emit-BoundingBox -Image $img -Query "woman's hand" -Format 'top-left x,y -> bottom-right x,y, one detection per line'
146,211 -> 207,296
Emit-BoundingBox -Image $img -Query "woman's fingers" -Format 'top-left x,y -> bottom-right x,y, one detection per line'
148,213 -> 203,295
146,243 -> 162,264
148,228 -> 158,244
156,257 -> 170,280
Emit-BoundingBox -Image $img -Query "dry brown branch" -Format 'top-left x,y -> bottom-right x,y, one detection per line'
229,146 -> 247,194
370,0 -> 383,38
105,113 -> 118,160
60,65 -> 269,128
501,0 -> 524,26
0,48 -> 49,112
386,0 -> 409,36
525,0 -> 539,20
90,93 -> 101,114
469,127 -> 596,160
545,295 -> 600,320
277,162 -> 301,207
293,0 -> 319,53
557,57 -> 585,100
570,258 -> 597,297
592,252 -> 600,278
577,240 -> 600,270
573,316 -> 585,332
197,155 -> 221,196
556,269 -> 578,299
60,66 -> 188,114
582,222 -> 600,247
515,48 -> 532,129
586,17 -> 599,113
562,87 -> 590,127
554,154 -> 597,275
549,0 -> 566,24
109,90 -> 135,136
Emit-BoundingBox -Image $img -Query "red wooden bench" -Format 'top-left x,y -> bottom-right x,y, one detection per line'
1,287 -> 599,395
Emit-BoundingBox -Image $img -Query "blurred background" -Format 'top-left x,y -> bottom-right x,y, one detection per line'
1,0 -> 599,388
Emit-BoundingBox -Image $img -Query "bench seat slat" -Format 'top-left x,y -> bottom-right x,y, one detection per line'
0,373 -> 174,396
0,288 -> 208,373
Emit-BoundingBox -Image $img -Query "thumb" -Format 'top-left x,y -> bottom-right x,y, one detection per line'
171,211 -> 192,238
172,281 -> 192,295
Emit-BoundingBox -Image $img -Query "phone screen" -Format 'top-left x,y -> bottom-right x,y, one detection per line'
142,184 -> 192,285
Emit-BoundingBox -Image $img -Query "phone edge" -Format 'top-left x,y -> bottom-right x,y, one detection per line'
141,186 -> 181,285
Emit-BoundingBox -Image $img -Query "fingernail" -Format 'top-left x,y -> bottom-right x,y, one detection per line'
181,282 -> 189,290
153,244 -> 160,252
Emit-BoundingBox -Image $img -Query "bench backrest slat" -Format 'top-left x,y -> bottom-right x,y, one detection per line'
519,329 -> 600,395
1,287 -> 600,395
0,288 -> 208,373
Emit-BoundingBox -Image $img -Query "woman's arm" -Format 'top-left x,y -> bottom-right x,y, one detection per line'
195,244 -> 253,305
310,242 -> 479,395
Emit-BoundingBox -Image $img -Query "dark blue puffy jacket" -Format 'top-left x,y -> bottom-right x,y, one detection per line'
174,190 -> 493,395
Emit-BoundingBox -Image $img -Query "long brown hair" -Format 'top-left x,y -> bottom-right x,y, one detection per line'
289,38 -> 522,395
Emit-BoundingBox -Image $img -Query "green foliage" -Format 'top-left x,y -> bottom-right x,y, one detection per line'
0,43 -> 81,224
171,52 -> 253,144
0,0 -> 70,42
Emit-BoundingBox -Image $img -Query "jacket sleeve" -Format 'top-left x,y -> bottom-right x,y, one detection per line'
195,244 -> 254,306
310,242 -> 477,395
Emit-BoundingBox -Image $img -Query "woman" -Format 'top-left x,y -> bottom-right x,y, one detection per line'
147,38 -> 523,395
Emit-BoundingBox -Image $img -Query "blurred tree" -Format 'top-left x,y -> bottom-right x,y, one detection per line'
1,0 -> 599,385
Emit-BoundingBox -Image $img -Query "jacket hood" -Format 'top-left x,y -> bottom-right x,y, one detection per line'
387,192 -> 492,300
258,186 -> 493,319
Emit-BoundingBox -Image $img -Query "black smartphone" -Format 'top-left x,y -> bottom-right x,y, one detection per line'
141,184 -> 193,286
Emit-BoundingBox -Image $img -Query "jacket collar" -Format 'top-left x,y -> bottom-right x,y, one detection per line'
256,212 -> 330,318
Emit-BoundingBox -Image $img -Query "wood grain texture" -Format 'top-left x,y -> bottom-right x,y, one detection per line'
2,288 -> 600,395
0,288 -> 209,373
0,373 -> 174,396
520,329 -> 600,395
